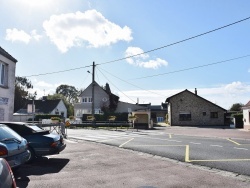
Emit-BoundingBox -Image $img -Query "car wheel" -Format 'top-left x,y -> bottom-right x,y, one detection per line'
27,147 -> 36,163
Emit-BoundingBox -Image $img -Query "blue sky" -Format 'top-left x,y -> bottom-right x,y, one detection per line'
1,0 -> 250,109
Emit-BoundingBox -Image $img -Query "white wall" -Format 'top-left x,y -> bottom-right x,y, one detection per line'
0,54 -> 16,121
243,108 -> 250,130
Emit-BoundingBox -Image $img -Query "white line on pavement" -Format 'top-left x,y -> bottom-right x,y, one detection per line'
210,145 -> 223,147
189,142 -> 201,145
234,147 -> 248,150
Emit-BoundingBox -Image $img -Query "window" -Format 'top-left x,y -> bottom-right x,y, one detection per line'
210,112 -> 218,118
157,117 -> 164,122
203,112 -> 206,116
179,112 -> 191,121
82,97 -> 92,103
0,62 -> 7,86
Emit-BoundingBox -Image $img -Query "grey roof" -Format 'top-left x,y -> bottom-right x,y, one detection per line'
0,46 -> 18,63
16,99 -> 62,114
166,89 -> 226,111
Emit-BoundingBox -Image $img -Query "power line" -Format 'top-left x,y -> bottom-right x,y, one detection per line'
96,67 -> 137,103
97,54 -> 250,101
97,66 -> 167,98
23,16 -> 250,77
129,54 -> 250,80
98,16 -> 250,66
24,65 -> 92,77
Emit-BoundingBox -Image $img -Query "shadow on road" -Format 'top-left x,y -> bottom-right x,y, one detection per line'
14,157 -> 69,188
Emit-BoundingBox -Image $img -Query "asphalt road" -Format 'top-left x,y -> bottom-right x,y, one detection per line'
67,127 -> 250,176
14,137 -> 250,188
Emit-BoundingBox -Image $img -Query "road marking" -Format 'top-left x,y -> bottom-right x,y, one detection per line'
132,145 -> 185,147
189,142 -> 201,145
189,158 -> 250,162
169,134 -> 172,138
227,138 -> 241,145
185,145 -> 190,162
210,145 -> 223,147
234,147 -> 248,151
64,139 -> 78,143
119,138 -> 134,148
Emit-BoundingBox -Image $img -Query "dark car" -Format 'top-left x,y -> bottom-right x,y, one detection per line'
0,124 -> 30,168
1,122 -> 66,162
0,158 -> 16,188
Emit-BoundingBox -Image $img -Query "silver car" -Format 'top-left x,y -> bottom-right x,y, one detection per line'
0,124 -> 30,168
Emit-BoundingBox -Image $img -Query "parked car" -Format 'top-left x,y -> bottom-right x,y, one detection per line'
0,124 -> 30,168
0,158 -> 16,188
1,122 -> 66,162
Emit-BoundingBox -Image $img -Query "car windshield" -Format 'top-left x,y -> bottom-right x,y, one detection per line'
0,124 -> 22,141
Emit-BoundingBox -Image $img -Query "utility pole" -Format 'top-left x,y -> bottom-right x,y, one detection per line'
91,62 -> 95,127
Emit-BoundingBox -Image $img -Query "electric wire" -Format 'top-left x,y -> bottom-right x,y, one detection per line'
97,16 -> 250,65
129,54 -> 250,80
98,66 -> 167,97
96,67 -> 137,103
23,16 -> 250,78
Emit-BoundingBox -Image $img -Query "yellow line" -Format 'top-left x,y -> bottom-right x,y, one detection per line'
119,138 -> 134,148
185,145 -> 190,162
190,158 -> 250,162
169,134 -> 172,138
227,138 -> 241,145
132,145 -> 186,147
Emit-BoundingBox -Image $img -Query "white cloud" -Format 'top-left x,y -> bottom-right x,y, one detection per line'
43,10 -> 133,53
118,81 -> 250,109
125,47 -> 168,69
5,28 -> 42,43
5,28 -> 31,43
31,30 -> 42,41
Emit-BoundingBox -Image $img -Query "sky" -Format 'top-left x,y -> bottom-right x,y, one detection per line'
1,0 -> 250,110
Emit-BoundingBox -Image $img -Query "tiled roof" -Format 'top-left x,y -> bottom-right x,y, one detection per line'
0,46 -> 18,63
166,89 -> 226,111
26,99 -> 61,113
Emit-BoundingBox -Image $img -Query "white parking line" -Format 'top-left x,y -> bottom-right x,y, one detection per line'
189,142 -> 201,145
65,139 -> 78,143
234,147 -> 248,151
210,145 -> 223,147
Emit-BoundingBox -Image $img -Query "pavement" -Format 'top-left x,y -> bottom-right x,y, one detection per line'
64,126 -> 250,187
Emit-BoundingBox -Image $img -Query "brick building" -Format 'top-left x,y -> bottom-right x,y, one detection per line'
166,89 -> 226,126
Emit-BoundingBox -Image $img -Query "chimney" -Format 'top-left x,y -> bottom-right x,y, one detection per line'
105,83 -> 111,94
195,88 -> 197,95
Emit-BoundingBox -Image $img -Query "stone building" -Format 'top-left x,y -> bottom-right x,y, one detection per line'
166,89 -> 226,126
0,47 -> 17,121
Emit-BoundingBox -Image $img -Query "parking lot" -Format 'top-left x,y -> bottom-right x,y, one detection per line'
13,126 -> 250,188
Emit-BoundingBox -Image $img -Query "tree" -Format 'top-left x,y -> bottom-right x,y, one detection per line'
47,93 -> 74,117
14,76 -> 36,112
229,103 -> 244,112
55,84 -> 80,104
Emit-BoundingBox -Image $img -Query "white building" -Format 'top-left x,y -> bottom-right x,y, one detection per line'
242,101 -> 250,130
0,47 -> 17,121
